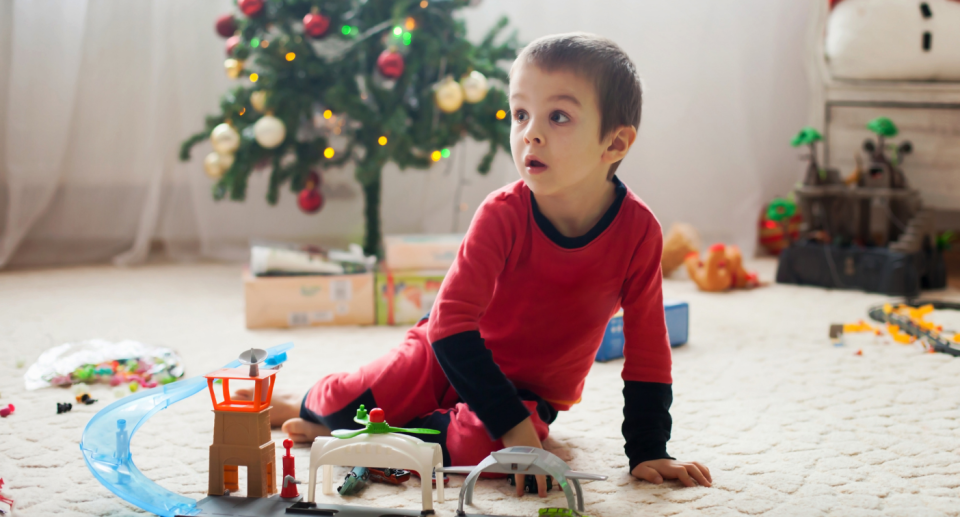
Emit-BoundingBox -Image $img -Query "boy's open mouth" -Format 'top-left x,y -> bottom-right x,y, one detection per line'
524,155 -> 548,172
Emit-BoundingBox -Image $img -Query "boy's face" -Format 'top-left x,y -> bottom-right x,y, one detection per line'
509,62 -> 610,197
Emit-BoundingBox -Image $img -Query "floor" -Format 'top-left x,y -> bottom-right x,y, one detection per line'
0,260 -> 958,517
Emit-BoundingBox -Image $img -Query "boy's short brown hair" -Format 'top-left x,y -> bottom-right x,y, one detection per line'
512,33 -> 642,178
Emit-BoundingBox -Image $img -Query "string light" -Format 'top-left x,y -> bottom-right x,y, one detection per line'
250,38 -> 260,48
420,0 -> 428,7
286,52 -> 296,61
431,150 -> 442,161
323,110 -> 332,119
405,17 -> 416,30
496,110 -> 506,120
341,25 -> 352,35
393,26 -> 403,36
261,40 -> 269,48
249,73 -> 259,82
378,136 -> 388,146
324,147 -> 335,158
441,148 -> 451,158
239,108 -> 246,116
403,32 -> 412,46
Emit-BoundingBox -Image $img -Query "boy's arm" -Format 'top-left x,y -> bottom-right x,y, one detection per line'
427,196 -> 531,440
620,215 -> 675,471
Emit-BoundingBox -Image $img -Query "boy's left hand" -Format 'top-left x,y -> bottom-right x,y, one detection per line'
631,459 -> 712,487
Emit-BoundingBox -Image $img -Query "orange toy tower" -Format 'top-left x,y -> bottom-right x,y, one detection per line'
205,348 -> 278,498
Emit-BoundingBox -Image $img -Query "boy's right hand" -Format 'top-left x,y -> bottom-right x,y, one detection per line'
501,417 -> 548,498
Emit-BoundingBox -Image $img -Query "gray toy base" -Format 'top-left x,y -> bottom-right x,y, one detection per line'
177,494 -> 517,517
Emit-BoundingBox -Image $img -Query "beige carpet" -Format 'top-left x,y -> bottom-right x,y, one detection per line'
0,260 -> 958,517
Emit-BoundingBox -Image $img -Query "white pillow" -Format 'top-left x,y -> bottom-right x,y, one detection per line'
825,0 -> 960,81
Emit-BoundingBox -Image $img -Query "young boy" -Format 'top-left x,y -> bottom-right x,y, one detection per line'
265,32 -> 711,494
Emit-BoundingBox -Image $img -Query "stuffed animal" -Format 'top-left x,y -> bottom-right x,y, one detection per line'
826,0 -> 960,81
684,243 -> 759,292
661,222 -> 701,277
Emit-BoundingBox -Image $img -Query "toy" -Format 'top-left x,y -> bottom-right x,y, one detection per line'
0,478 -> 13,515
368,467 -> 411,485
57,402 -> 73,414
661,222 -> 701,276
298,405 -> 444,515
438,446 -> 607,517
337,467 -> 370,496
280,439 -> 299,498
868,301 -> 960,356
0,404 -> 13,418
685,244 -> 759,292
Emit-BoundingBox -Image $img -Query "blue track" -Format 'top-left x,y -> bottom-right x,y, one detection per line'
80,343 -> 293,517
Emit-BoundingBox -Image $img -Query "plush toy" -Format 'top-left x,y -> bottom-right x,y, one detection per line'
661,222 -> 701,277
826,0 -> 960,81
684,243 -> 759,292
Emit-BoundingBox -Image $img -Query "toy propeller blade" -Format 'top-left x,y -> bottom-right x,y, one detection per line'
332,428 -> 369,439
388,426 -> 441,435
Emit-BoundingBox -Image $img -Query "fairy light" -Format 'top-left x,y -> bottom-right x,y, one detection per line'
496,110 -> 506,120
249,73 -> 259,82
405,17 -> 416,30
378,136 -> 388,146
341,25 -> 352,35
286,52 -> 296,61
250,38 -> 260,48
420,0 -> 428,7
261,40 -> 269,48
324,147 -> 335,159
393,26 -> 403,36
239,107 -> 246,116
323,110 -> 332,119
441,148 -> 451,158
403,32 -> 412,46
431,150 -> 442,161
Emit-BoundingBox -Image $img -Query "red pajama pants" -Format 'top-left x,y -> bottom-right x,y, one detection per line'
300,319 -> 554,468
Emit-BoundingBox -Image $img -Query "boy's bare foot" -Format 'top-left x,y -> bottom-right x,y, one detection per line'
232,389 -> 303,427
282,418 -> 331,443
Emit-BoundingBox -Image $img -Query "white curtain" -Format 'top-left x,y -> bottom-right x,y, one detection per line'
0,0 -> 814,270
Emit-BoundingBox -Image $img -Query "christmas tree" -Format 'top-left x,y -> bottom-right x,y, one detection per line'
179,0 -> 519,257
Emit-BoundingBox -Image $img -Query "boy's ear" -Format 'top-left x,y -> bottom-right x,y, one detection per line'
602,126 -> 638,164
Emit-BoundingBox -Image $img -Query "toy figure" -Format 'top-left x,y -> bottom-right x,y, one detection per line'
685,244 -> 759,292
336,467 -> 369,496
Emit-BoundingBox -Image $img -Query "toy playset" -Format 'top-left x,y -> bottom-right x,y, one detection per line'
775,118 -> 946,296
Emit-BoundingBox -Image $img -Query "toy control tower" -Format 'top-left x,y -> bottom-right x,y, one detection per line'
204,348 -> 278,498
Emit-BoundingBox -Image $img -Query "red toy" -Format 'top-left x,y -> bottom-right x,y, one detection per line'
280,439 -> 298,498
0,478 -> 13,514
0,404 -> 14,418
367,467 -> 411,485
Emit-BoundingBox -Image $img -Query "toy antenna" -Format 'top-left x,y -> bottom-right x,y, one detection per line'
238,348 -> 268,377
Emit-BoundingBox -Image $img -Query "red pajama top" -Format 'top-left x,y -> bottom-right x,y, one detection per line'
426,177 -> 674,467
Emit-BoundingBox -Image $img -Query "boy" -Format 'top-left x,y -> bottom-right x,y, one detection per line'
261,33 -> 711,494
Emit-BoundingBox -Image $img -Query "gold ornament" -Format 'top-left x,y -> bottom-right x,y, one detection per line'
210,123 -> 240,154
203,152 -> 226,179
435,77 -> 464,114
250,90 -> 267,113
460,70 -> 489,104
218,152 -> 235,171
224,58 -> 243,79
253,114 -> 286,148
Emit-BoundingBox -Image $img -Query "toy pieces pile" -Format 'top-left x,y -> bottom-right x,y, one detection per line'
51,357 -> 174,390
684,243 -> 759,292
830,305 -> 943,353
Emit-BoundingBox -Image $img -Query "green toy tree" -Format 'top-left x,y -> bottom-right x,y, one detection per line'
180,0 -> 519,257
790,126 -> 824,184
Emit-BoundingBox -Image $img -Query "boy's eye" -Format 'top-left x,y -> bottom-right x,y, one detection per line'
514,110 -> 528,122
551,111 -> 570,123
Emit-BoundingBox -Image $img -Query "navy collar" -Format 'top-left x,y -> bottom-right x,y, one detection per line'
530,176 -> 627,249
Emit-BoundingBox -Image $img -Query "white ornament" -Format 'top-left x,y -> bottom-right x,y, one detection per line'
254,114 -> 286,148
250,90 -> 267,113
460,70 -> 489,104
218,152 -> 235,171
203,152 -> 226,179
211,123 -> 240,154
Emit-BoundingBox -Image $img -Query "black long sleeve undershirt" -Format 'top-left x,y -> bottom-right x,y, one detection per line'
623,380 -> 674,471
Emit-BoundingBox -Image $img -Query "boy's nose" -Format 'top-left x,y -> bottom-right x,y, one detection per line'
523,125 -> 544,145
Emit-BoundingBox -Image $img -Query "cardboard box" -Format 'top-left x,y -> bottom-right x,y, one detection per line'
375,269 -> 446,325
243,271 -> 375,328
383,234 -> 463,271
595,300 -> 689,362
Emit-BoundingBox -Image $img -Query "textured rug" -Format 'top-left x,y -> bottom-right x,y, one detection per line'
0,260 -> 958,517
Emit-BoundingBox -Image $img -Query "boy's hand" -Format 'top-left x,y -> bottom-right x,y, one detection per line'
631,459 -> 712,487
501,417 -> 548,498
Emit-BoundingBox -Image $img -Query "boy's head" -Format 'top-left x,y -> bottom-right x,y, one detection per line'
508,33 -> 642,196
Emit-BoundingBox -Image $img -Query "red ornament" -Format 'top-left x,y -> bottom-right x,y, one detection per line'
225,35 -> 242,56
298,187 -> 324,214
369,408 -> 385,423
377,49 -> 404,79
238,0 -> 264,17
303,12 -> 330,38
215,14 -> 237,38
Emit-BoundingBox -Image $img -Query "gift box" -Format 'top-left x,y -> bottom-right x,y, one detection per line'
383,234 -> 463,271
595,301 -> 689,362
243,270 -> 375,328
375,269 -> 446,325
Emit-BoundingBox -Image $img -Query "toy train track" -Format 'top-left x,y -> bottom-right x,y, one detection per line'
867,301 -> 960,357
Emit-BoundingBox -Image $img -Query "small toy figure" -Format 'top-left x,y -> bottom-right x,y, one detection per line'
76,393 -> 98,405
0,478 -> 13,515
57,402 -> 73,414
684,244 -> 759,292
280,439 -> 299,498
0,404 -> 13,418
336,466 -> 369,496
